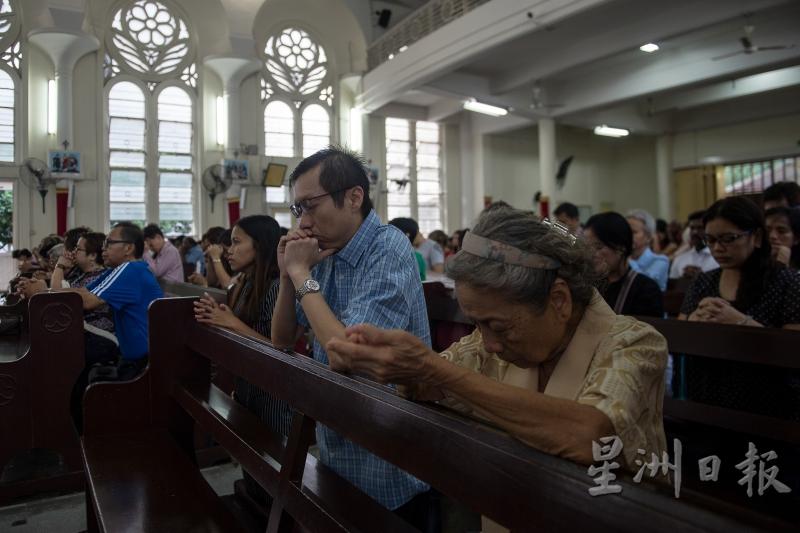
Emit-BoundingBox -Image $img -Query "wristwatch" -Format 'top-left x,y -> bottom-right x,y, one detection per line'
295,278 -> 321,301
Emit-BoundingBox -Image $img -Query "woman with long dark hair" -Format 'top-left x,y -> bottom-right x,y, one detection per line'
679,197 -> 800,328
193,215 -> 292,505
678,196 -> 800,420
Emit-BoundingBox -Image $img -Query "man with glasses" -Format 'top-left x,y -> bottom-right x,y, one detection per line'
271,147 -> 434,530
669,210 -> 718,279
78,222 -> 163,380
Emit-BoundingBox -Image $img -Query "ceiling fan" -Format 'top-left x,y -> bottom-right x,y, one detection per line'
529,82 -> 564,112
712,23 -> 795,61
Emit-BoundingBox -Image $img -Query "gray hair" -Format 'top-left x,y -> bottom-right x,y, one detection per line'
446,207 -> 598,311
48,243 -> 65,262
626,209 -> 656,236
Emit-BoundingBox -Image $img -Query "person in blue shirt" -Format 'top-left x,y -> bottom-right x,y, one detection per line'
271,147 -> 434,530
627,209 -> 670,291
79,222 -> 163,380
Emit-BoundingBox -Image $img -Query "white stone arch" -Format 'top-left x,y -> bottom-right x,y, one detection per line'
262,96 -> 297,158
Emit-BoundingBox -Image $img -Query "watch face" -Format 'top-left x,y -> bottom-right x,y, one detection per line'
305,279 -> 320,292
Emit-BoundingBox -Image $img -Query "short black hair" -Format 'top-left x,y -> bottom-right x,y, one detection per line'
763,181 -> 800,207
113,221 -> 145,258
82,232 -> 107,266
289,145 -> 373,218
554,202 -> 579,220
584,211 -> 633,258
388,217 -> 419,243
64,226 -> 90,251
143,223 -> 163,240
202,226 -> 226,244
687,210 -> 706,222
12,249 -> 32,259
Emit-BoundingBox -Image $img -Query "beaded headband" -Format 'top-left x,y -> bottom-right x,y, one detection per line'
460,232 -> 562,270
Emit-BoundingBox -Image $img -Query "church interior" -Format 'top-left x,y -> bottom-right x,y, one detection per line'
0,0 -> 798,531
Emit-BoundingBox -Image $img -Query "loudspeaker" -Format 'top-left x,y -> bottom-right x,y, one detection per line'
376,9 -> 392,28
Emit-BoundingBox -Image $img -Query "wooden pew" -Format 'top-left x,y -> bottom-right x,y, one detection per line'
0,294 -> 28,362
79,297 -> 793,532
0,292 -> 86,504
159,278 -> 226,303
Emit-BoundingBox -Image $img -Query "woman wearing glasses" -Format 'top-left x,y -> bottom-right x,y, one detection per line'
678,196 -> 800,328
677,196 -> 800,420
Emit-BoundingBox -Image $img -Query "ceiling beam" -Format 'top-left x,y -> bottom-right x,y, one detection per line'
489,0 -> 791,94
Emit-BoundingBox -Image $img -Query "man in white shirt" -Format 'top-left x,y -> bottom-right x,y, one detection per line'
670,210 -> 719,279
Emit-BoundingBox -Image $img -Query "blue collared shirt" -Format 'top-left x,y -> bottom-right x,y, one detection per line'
296,210 -> 431,509
629,247 -> 670,291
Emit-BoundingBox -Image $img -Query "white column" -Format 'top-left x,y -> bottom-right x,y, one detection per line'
29,30 -> 99,229
204,56 -> 261,224
538,118 -> 557,209
656,135 -> 674,220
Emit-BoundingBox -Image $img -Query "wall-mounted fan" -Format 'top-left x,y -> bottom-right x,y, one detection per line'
201,164 -> 233,212
19,158 -> 57,213
713,23 -> 795,61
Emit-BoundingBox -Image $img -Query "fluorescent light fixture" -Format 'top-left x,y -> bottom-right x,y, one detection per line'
594,125 -> 630,137
47,79 -> 57,135
639,43 -> 659,53
463,98 -> 508,117
398,45 -> 408,53
216,95 -> 227,146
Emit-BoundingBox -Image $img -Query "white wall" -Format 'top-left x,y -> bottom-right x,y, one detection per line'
672,113 -> 800,168
482,123 -> 659,218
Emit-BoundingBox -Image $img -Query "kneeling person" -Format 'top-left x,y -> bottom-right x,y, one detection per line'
328,207 -> 668,471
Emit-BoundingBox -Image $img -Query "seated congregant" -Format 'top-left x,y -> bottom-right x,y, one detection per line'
669,210 -> 718,280
389,217 -> 427,281
327,207 -> 668,473
554,201 -> 582,236
194,215 -> 291,508
626,209 -> 669,291
143,223 -> 184,283
678,197 -> 800,420
583,212 -> 663,317
762,181 -> 800,211
765,206 -> 800,270
679,196 -> 800,328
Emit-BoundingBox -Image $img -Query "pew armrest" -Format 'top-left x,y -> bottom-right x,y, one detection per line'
82,371 -> 152,437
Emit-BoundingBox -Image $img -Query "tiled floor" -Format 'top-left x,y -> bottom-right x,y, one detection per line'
0,462 -> 242,533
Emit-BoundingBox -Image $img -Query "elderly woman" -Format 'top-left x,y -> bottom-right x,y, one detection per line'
326,207 -> 668,471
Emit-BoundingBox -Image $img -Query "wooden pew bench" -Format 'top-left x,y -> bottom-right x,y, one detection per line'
80,297 -> 793,532
0,292 -> 86,504
0,294 -> 28,362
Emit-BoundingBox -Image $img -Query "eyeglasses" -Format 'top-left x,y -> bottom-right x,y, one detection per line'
103,239 -> 133,248
289,188 -> 351,219
74,247 -> 87,253
703,231 -> 752,247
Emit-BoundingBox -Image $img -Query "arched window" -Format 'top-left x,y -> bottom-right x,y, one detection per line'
302,104 -> 330,157
0,69 -> 13,162
264,101 -> 294,157
261,27 -> 334,159
108,82 -> 147,226
157,86 -> 193,234
104,0 -> 197,232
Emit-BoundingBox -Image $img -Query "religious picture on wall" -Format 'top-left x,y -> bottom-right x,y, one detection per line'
49,150 -> 81,177
224,159 -> 249,182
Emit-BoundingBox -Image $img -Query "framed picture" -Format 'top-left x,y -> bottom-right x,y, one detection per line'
223,159 -> 249,182
49,150 -> 81,177
263,162 -> 288,187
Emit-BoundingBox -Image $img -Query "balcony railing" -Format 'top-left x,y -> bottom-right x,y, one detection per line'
367,0 -> 492,70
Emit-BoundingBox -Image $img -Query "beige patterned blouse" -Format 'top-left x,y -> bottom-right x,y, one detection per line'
430,293 -> 668,470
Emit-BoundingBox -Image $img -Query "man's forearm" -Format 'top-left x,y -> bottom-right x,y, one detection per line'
271,275 -> 300,348
289,269 -> 346,357
212,260 -> 231,287
426,356 -> 613,465
51,266 -> 66,288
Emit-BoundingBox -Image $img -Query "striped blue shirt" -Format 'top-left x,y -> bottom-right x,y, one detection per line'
296,210 -> 431,509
